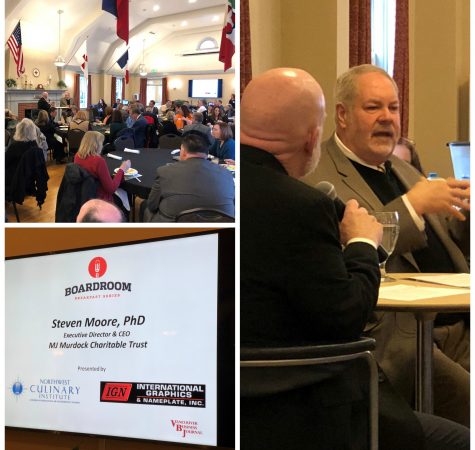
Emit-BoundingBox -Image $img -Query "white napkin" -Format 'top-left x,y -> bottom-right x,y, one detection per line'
170,149 -> 180,155
114,188 -> 130,211
107,153 -> 122,160
124,148 -> 140,154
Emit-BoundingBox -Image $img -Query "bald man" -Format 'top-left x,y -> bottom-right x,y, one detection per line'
76,199 -> 124,223
241,69 -> 470,450
37,91 -> 51,114
241,68 -> 384,450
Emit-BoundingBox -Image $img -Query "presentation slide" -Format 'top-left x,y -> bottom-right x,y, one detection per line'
190,79 -> 220,98
6,234 -> 219,446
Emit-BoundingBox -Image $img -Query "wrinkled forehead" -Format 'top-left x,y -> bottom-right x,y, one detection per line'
353,72 -> 399,103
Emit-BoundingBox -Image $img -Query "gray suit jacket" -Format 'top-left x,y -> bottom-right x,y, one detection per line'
303,134 -> 468,273
303,134 -> 469,401
144,157 -> 235,222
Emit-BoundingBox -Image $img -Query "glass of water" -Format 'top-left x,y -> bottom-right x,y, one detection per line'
373,211 -> 400,282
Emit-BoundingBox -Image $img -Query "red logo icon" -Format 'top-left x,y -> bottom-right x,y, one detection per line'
88,257 -> 107,278
101,383 -> 132,402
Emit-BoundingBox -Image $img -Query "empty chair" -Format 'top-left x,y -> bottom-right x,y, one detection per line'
66,128 -> 85,160
159,133 -> 183,150
114,135 -> 135,152
175,207 -> 235,223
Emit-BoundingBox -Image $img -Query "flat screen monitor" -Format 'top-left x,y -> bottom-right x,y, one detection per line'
122,100 -> 129,105
6,230 -> 234,447
188,79 -> 223,98
447,141 -> 470,180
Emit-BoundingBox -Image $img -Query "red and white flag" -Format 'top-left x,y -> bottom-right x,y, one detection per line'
75,40 -> 88,80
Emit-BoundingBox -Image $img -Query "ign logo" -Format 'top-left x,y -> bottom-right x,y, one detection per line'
101,383 -> 132,402
88,257 -> 107,278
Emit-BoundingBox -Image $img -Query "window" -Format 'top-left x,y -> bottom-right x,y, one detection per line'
79,76 -> 88,108
116,78 -> 123,101
146,79 -> 163,107
198,37 -> 218,50
371,0 -> 396,76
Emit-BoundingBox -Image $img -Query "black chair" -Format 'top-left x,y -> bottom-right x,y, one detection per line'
175,208 -> 235,223
241,337 -> 379,450
159,133 -> 183,150
114,136 -> 135,152
66,128 -> 86,160
144,124 -> 159,148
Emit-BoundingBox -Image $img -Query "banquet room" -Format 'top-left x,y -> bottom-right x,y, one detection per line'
240,0 -> 470,449
5,0 -> 236,223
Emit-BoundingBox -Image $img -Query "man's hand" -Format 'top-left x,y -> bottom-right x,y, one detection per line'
340,199 -> 383,246
406,177 -> 470,221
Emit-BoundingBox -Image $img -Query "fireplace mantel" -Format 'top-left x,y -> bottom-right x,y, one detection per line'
6,89 -> 66,116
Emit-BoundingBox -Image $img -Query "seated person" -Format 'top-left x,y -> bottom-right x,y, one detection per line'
143,106 -> 160,127
393,137 -> 425,175
35,110 -> 66,164
60,90 -> 75,110
6,118 -> 44,189
129,107 -> 148,147
5,109 -> 18,129
182,112 -> 215,146
70,110 -> 92,132
142,134 -> 235,222
174,105 -> 192,130
160,111 -> 179,136
76,199 -> 125,223
160,100 -> 173,116
109,110 -> 127,143
74,131 -> 130,204
97,98 -> 107,119
148,100 -> 159,115
303,64 -> 470,428
208,106 -> 224,125
100,106 -> 114,125
209,122 -> 235,160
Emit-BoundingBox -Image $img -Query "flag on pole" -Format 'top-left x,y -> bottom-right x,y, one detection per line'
102,0 -> 129,44
7,22 -> 25,78
116,49 -> 129,84
219,0 -> 235,71
75,40 -> 88,80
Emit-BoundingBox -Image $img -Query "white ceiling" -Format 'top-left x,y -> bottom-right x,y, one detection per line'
5,0 -> 232,76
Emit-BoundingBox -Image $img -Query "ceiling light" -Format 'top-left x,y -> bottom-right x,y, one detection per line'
189,0 -> 197,3
181,21 -> 188,26
54,10 -> 66,67
153,4 -> 160,11
212,15 -> 219,22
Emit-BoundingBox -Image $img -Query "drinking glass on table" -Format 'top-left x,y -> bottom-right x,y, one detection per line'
373,211 -> 400,282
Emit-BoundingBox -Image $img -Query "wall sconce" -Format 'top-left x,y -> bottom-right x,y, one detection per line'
169,79 -> 182,90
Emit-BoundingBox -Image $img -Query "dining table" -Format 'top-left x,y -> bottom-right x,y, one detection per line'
376,273 -> 469,414
104,147 -> 177,220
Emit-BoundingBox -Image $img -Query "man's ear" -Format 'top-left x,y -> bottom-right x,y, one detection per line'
304,125 -> 320,156
336,103 -> 348,129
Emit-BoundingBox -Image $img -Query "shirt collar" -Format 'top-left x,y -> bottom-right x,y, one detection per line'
334,132 -> 386,173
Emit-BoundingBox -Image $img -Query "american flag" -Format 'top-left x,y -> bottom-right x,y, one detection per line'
7,22 -> 25,77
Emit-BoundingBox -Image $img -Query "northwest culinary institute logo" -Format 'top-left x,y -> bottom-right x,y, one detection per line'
88,257 -> 107,278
